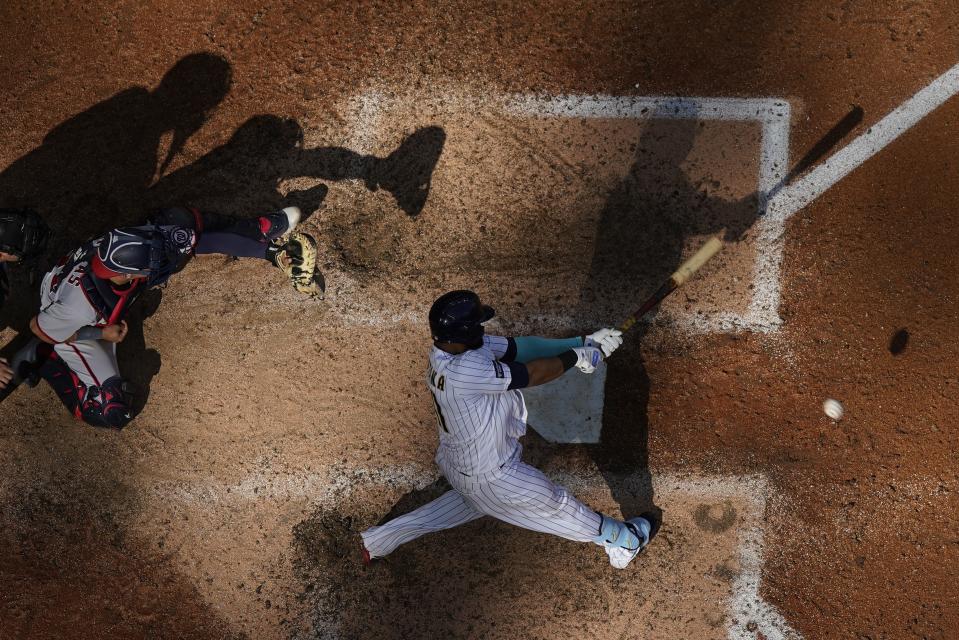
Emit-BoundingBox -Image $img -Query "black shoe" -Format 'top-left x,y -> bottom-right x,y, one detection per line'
258,207 -> 302,242
10,338 -> 42,388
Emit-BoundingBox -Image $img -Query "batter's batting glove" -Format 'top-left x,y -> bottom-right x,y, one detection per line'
585,328 -> 624,357
572,346 -> 603,374
267,231 -> 325,299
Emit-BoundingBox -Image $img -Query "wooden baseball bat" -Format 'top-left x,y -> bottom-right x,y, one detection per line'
619,235 -> 724,333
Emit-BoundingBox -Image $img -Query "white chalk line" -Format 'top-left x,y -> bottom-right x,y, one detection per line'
337,90 -> 788,333
334,62 -> 959,332
769,61 -> 959,220
503,94 -> 790,123
153,465 -> 797,640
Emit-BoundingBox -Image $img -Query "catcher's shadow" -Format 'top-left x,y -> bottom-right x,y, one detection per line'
115,288 -> 163,418
0,52 -> 447,334
0,52 -> 233,333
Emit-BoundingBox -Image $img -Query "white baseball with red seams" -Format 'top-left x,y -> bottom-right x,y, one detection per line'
823,398 -> 844,421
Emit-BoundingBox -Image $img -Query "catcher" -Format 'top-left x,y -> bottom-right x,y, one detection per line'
2,205 -> 321,428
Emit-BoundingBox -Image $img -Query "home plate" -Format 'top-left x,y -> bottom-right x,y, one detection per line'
521,362 -> 607,443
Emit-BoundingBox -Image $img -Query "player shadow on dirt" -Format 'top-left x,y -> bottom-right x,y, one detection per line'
0,52 -> 234,334
0,50 -> 446,336
0,52 -> 445,413
571,104 -> 760,521
145,115 -> 446,225
292,494 -> 643,640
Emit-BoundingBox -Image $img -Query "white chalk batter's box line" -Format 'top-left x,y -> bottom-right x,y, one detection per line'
153,467 -> 799,640
346,91 -> 792,334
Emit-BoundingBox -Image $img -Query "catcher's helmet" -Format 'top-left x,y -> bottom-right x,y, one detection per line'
91,226 -> 194,286
0,208 -> 49,260
428,289 -> 495,344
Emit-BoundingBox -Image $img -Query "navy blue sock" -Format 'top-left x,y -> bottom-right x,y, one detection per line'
196,231 -> 269,259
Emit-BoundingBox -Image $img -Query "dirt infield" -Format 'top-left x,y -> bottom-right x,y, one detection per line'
2,2 -> 958,639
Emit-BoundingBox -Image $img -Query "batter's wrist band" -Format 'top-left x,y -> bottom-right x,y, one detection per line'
76,326 -> 104,341
558,349 -> 578,372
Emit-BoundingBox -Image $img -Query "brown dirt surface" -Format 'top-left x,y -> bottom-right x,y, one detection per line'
2,2 -> 958,639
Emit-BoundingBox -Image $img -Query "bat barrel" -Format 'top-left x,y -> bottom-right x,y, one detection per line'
671,236 -> 723,287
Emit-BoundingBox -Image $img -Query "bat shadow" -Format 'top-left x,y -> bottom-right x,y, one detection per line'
571,105 -> 762,521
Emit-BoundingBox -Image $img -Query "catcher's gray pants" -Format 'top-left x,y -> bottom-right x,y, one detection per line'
54,338 -> 120,389
361,454 -> 602,558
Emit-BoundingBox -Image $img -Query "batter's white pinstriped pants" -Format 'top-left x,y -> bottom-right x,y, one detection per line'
361,449 -> 603,558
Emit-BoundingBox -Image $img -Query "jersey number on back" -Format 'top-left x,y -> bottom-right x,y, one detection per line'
430,392 -> 449,433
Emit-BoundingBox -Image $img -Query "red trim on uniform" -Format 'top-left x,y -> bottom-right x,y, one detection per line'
34,321 -> 61,345
189,207 -> 203,234
91,255 -> 122,280
69,368 -> 84,420
68,343 -> 101,387
107,281 -> 141,325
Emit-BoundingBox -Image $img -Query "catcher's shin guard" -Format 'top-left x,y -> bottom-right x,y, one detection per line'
79,376 -> 133,429
39,355 -> 132,429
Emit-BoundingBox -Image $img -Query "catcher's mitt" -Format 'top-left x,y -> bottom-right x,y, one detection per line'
267,231 -> 325,298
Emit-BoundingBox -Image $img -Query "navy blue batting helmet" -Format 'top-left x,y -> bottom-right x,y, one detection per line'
428,290 -> 495,344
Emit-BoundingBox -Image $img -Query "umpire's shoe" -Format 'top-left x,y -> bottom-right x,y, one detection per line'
10,337 -> 42,388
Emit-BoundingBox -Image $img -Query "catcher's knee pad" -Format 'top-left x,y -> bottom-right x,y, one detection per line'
593,514 -> 643,551
79,376 -> 133,429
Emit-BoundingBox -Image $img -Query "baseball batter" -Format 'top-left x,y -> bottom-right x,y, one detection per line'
5,205 -> 320,427
361,290 -> 660,569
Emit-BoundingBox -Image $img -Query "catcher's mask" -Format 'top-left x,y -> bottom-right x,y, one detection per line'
0,208 -> 49,261
91,226 -> 195,287
429,289 -> 495,347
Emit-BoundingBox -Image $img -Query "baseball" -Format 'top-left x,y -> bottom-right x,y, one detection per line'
823,398 -> 844,421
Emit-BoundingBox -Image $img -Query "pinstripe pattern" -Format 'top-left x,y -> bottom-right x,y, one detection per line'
361,335 -> 602,559
427,335 -> 528,476
362,451 -> 602,558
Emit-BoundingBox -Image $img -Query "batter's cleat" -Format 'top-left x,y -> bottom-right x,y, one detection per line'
258,206 -> 301,241
366,126 -> 446,217
603,513 -> 659,569
9,338 -> 42,388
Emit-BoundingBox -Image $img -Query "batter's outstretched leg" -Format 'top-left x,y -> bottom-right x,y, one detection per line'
361,489 -> 483,560
465,461 -> 658,569
465,461 -> 603,543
